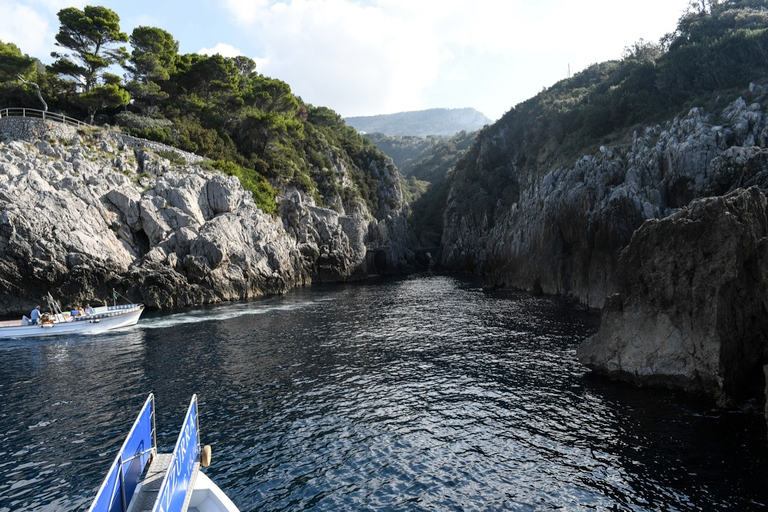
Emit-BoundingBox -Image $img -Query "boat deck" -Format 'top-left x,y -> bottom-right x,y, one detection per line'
129,453 -> 200,512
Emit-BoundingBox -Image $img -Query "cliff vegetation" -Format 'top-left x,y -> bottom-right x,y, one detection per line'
455,0 -> 768,184
0,6 -> 391,219
365,131 -> 477,249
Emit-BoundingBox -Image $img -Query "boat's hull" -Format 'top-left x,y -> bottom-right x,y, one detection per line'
0,306 -> 144,339
188,472 -> 240,512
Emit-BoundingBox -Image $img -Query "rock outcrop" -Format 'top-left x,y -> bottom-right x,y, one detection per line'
577,187 -> 768,402
0,120 -> 412,312
442,96 -> 768,308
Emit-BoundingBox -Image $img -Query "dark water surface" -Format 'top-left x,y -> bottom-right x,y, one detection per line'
0,275 -> 766,511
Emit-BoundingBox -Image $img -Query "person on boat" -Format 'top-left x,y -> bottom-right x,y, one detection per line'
30,306 -> 41,325
84,304 -> 94,315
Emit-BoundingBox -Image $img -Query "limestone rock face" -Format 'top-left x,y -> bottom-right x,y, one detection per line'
442,96 -> 768,307
0,123 -> 411,312
577,187 -> 768,400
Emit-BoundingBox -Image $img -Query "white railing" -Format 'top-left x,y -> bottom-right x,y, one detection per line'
0,107 -> 89,127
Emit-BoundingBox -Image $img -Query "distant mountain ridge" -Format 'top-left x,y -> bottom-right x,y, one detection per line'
345,108 -> 491,137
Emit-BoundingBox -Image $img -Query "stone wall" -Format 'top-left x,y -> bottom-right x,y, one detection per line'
0,117 -> 78,142
108,133 -> 204,165
0,116 -> 204,165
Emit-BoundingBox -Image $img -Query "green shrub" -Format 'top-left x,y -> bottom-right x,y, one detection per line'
209,160 -> 278,215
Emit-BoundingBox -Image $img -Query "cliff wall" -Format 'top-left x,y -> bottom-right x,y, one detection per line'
442,95 -> 768,308
0,119 -> 412,312
441,93 -> 768,401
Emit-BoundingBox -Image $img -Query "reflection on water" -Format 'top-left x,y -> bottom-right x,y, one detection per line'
0,275 -> 765,511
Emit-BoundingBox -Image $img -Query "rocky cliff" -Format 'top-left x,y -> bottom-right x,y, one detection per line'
577,187 -> 768,403
440,92 -> 768,401
442,94 -> 768,308
0,118 -> 412,312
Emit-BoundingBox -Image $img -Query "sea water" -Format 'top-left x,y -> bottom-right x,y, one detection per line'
0,275 -> 765,511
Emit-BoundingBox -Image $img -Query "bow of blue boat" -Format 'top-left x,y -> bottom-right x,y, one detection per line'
88,394 -> 239,512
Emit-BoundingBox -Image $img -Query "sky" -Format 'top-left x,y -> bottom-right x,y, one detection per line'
0,0 -> 692,121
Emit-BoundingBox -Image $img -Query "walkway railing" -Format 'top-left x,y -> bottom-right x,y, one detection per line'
0,107 -> 89,127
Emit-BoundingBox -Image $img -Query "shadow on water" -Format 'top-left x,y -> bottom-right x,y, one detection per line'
578,375 -> 768,510
0,274 -> 765,511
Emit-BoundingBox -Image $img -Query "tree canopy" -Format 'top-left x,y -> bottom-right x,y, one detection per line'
48,5 -> 131,122
49,5 -> 129,92
0,5 -> 393,216
0,40 -> 36,82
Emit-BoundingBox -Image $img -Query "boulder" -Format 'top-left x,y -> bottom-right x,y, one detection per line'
577,187 -> 768,402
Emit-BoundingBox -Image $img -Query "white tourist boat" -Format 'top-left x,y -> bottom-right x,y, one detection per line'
88,394 -> 240,512
0,293 -> 144,339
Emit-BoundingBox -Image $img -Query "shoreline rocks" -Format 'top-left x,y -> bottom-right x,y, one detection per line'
439,94 -> 768,407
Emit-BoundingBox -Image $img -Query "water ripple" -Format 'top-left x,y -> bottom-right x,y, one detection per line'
0,276 -> 765,511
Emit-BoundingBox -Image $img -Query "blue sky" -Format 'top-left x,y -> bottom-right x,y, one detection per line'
1,0 -> 691,120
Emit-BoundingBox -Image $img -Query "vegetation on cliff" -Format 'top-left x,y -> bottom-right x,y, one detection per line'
363,133 -> 439,176
364,131 -> 477,248
0,5 -> 391,217
428,0 -> 768,271
454,0 -> 768,184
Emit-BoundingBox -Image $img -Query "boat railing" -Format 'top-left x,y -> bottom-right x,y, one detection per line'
108,304 -> 142,311
89,394 -> 204,512
88,394 -> 156,512
151,395 -> 202,512
74,304 -> 142,321
0,107 -> 89,127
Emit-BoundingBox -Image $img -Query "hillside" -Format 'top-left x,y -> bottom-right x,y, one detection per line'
371,131 -> 477,249
345,108 -> 491,137
0,118 -> 413,311
443,0 -> 768,301
0,9 -> 397,224
362,133 -> 438,176
0,5 -> 418,310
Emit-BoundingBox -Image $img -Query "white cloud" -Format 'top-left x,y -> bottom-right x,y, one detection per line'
224,0 -> 271,25
199,43 -> 244,58
224,0 -> 446,116
2,0 -> 690,120
0,3 -> 53,58
220,0 -> 689,119
0,0 -> 90,62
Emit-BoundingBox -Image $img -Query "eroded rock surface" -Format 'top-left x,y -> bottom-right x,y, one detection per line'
0,123 -> 412,311
577,187 -> 768,401
443,97 -> 768,308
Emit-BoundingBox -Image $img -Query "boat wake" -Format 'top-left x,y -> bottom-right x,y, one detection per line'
137,299 -> 322,331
